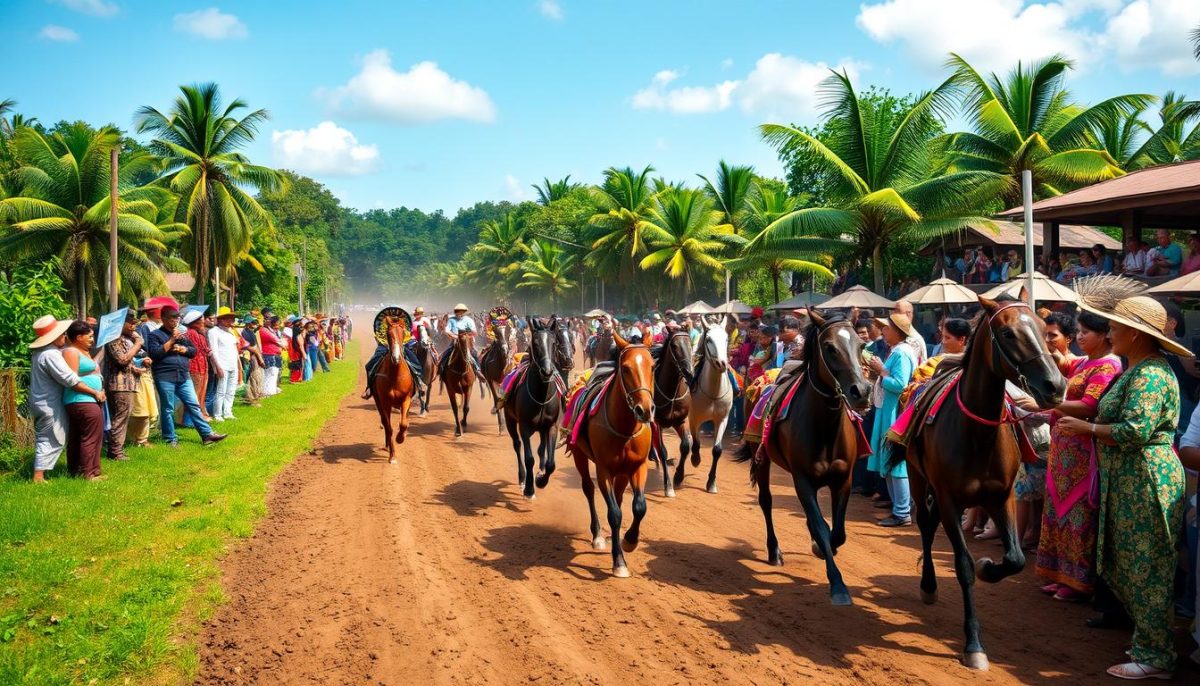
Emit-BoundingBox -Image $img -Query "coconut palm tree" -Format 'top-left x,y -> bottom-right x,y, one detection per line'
518,239 -> 576,310
943,53 -> 1154,205
136,83 -> 286,303
760,70 -> 1006,292
725,185 -> 836,303
464,212 -> 529,293
0,124 -> 185,315
1192,25 -> 1200,60
637,187 -> 737,301
1118,92 -> 1200,169
586,165 -> 657,303
532,175 -> 580,206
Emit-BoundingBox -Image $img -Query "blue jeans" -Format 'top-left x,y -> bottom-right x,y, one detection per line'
303,346 -> 315,381
316,347 -> 330,372
887,476 -> 911,519
205,372 -> 217,416
155,377 -> 212,442
729,396 -> 745,433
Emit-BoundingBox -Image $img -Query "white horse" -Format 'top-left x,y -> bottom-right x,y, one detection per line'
673,316 -> 734,494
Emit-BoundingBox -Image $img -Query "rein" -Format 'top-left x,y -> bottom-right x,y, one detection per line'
654,332 -> 691,404
954,301 -> 1041,427
805,321 -> 857,410
692,331 -> 731,401
600,345 -> 652,439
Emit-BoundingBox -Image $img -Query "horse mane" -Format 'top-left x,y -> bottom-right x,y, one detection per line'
961,293 -> 1017,361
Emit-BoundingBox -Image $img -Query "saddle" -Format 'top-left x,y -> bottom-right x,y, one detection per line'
562,364 -> 616,448
889,355 -> 964,448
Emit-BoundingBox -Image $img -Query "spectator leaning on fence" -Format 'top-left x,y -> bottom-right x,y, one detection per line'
28,316 -> 102,482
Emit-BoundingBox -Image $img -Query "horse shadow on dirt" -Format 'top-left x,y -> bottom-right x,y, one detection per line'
430,479 -> 524,517
316,442 -> 379,464
470,522 -> 609,583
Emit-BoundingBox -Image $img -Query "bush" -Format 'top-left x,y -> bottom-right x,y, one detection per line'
0,432 -> 26,475
0,262 -> 73,368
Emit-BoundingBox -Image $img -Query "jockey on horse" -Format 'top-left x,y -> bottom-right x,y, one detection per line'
362,306 -> 429,400
438,303 -> 483,378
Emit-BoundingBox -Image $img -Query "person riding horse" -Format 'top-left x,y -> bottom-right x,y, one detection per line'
362,307 -> 428,400
437,303 -> 483,377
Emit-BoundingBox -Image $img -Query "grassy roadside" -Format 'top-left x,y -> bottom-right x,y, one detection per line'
0,345 -> 358,685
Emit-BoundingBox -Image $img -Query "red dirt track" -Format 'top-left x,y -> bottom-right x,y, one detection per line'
196,330 -> 1192,685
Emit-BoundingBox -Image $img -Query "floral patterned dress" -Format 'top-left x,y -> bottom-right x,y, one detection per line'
1095,356 -> 1185,671
1035,354 -> 1121,593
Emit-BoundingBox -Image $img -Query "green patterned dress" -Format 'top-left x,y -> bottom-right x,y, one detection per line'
1094,356 -> 1186,671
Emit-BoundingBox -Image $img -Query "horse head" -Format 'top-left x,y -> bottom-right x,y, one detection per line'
976,292 -> 1066,408
699,316 -> 729,372
385,317 -> 407,364
528,316 -> 555,380
616,339 -> 654,424
806,308 -> 872,410
664,328 -> 694,378
549,315 -> 575,374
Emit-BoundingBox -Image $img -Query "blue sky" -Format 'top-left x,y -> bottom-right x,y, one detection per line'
3,1 -> 1199,213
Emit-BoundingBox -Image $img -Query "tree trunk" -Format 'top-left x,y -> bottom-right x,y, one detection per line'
193,191 -> 210,304
872,243 -> 884,294
771,266 -> 781,304
75,261 -> 87,318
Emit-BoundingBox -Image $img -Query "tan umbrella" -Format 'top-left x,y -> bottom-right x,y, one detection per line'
584,308 -> 609,318
903,278 -> 979,305
769,291 -> 830,310
714,299 -> 753,315
814,285 -> 896,310
980,271 -> 1077,303
677,300 -> 716,315
1144,271 -> 1200,296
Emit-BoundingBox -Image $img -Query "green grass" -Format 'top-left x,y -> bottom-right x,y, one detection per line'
0,347 -> 358,685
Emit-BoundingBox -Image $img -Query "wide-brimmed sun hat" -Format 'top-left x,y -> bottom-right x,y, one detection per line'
1080,295 -> 1193,358
182,310 -> 204,326
453,303 -> 469,312
29,315 -> 72,349
215,306 -> 236,320
414,306 -> 425,315
878,313 -> 916,339
139,295 -> 180,313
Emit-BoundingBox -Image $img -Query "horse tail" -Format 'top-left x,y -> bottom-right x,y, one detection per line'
883,442 -> 905,474
732,440 -> 761,488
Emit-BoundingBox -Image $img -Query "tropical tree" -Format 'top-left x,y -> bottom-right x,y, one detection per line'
518,239 -> 576,310
586,165 -> 656,284
725,185 -> 836,303
1114,92 -> 1200,169
136,83 -> 286,303
1192,25 -> 1200,60
943,54 -> 1153,205
532,175 -> 581,206
760,70 -> 1006,292
0,124 -> 184,315
637,187 -> 735,302
463,211 -> 529,292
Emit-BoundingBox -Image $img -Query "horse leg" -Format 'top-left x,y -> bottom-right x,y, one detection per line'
754,456 -> 783,566
461,385 -> 471,432
575,453 -> 603,550
377,400 -> 395,464
535,424 -> 557,489
977,492 -> 1025,584
674,424 -> 690,467
599,472 -> 628,578
396,396 -> 412,448
622,462 -> 649,553
829,475 -> 852,554
912,472 -> 940,605
655,427 -> 675,498
705,415 -> 729,494
935,494 -> 988,670
673,422 -> 694,489
689,416 -> 702,467
449,391 -> 462,438
518,425 -> 536,500
791,471 -> 851,606
506,415 -> 524,485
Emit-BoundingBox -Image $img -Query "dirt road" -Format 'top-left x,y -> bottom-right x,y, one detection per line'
196,334 -> 1190,685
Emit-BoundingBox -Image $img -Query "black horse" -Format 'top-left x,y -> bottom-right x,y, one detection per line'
652,330 -> 693,497
503,316 -> 564,500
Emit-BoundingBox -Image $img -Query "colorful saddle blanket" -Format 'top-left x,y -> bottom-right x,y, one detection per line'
746,372 -> 871,463
563,374 -> 614,448
501,358 -> 568,398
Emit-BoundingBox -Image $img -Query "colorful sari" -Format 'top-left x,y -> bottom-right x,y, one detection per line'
1035,354 -> 1121,594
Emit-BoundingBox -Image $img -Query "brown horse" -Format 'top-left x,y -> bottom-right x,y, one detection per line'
503,316 -> 563,499
481,322 -> 513,434
568,330 -> 654,577
652,329 -> 693,498
413,321 -> 438,415
441,331 -> 477,438
372,317 -> 418,464
734,309 -> 872,605
894,293 -> 1065,670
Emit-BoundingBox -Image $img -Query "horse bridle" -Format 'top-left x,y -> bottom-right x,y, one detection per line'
601,344 -> 653,439
806,320 -> 858,410
654,331 -> 692,403
449,333 -> 473,375
692,330 -> 731,401
981,301 -> 1051,396
523,329 -> 559,406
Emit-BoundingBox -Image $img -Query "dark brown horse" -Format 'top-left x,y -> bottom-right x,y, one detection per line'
413,321 -> 438,415
896,293 -> 1064,670
441,331 -> 477,438
481,322 -> 513,434
652,329 -> 693,498
551,315 -> 575,382
734,309 -> 872,605
587,328 -> 613,368
503,316 -> 562,499
371,317 -> 418,463
568,330 -> 654,577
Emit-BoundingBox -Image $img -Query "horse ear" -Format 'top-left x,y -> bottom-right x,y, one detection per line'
1017,285 -> 1031,304
701,318 -> 710,331
807,307 -> 826,328
612,328 -> 630,349
978,296 -> 999,313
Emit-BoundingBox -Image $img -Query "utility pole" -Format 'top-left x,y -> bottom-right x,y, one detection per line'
108,146 -> 120,310
214,266 -> 221,311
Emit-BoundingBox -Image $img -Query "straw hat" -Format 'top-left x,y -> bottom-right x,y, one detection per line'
1080,295 -> 1193,357
453,303 -> 469,312
414,306 -> 425,315
29,315 -> 72,349
876,313 -> 915,339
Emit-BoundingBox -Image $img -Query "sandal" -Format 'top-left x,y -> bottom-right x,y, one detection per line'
1105,662 -> 1172,680
974,528 -> 1000,540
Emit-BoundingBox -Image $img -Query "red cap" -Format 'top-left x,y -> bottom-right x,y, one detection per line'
751,306 -> 764,318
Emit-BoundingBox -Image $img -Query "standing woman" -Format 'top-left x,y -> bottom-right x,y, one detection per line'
1036,311 -> 1121,602
288,319 -> 307,383
259,316 -> 283,396
61,321 -> 105,480
866,313 -> 918,527
1059,293 -> 1190,680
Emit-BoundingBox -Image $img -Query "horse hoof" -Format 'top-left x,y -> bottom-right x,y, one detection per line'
974,557 -> 994,579
962,653 -> 989,671
690,454 -> 701,467
592,537 -> 607,550
388,458 -> 396,465
523,493 -> 535,501
706,483 -> 718,494
768,553 -> 784,567
665,488 -> 676,499
621,537 -> 639,553
612,566 -> 631,578
830,592 -> 853,606
920,589 -> 938,605
811,541 -> 826,560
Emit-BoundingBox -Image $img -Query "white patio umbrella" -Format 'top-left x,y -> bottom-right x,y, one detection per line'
677,300 -> 716,315
1144,271 -> 1200,296
814,285 -> 896,310
903,278 -> 979,305
713,299 -> 753,315
769,291 -> 830,310
980,271 -> 1077,303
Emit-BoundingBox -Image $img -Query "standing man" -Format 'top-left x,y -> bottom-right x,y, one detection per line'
208,308 -> 240,422
892,299 -> 928,364
146,307 -> 226,448
259,315 -> 283,397
182,309 -> 216,425
29,316 -> 102,482
103,310 -> 143,462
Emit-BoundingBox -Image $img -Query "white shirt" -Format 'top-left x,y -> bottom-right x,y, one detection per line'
1122,249 -> 1148,274
207,326 -> 240,371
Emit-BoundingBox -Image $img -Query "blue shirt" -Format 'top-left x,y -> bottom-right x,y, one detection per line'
147,327 -> 197,383
447,315 -> 476,335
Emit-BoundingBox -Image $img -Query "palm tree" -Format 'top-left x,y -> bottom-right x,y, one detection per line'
518,239 -> 576,310
1192,25 -> 1200,60
943,54 -> 1153,205
725,185 -> 836,303
637,187 -> 735,302
1114,92 -> 1200,169
136,83 -> 286,303
532,175 -> 580,206
0,99 -> 16,138
760,70 -> 1006,292
586,165 -> 656,302
464,212 -> 529,292
698,161 -> 756,296
0,124 -> 184,315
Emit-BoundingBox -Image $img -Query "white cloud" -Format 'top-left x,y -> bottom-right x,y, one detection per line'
1101,0 -> 1200,75
173,8 -> 248,40
39,25 -> 79,42
504,175 -> 530,201
323,50 -> 496,124
856,0 -> 1096,74
630,55 -> 859,120
52,0 -> 117,17
538,0 -> 564,20
271,122 -> 380,177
